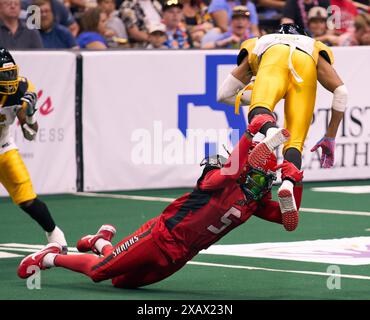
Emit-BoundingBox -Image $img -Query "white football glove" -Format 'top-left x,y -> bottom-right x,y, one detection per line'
22,123 -> 37,141
21,91 -> 38,116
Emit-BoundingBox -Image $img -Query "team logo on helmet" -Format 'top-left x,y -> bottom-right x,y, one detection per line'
277,23 -> 309,36
0,48 -> 19,95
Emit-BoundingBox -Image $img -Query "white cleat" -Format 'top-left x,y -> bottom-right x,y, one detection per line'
278,187 -> 298,231
46,226 -> 68,254
249,128 -> 290,170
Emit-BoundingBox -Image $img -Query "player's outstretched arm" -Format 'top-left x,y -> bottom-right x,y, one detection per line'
199,115 -> 271,190
217,57 -> 253,106
199,131 -> 254,190
311,55 -> 348,168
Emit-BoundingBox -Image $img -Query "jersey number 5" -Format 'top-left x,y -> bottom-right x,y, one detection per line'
207,207 -> 241,234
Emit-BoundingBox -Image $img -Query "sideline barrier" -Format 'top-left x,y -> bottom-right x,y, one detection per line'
1,48 -> 369,195
0,51 -> 77,196
81,48 -> 370,191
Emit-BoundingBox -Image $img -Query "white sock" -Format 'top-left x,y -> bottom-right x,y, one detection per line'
266,127 -> 279,139
279,179 -> 294,193
95,239 -> 111,254
46,226 -> 67,247
42,253 -> 57,268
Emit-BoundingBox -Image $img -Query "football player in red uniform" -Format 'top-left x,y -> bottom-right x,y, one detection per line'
18,114 -> 303,288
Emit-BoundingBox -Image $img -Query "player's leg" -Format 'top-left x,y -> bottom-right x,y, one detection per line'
76,224 -> 116,256
92,215 -> 189,287
76,217 -> 159,257
44,232 -> 177,287
111,257 -> 187,289
59,217 -> 164,284
18,217 -> 162,283
17,245 -> 104,280
247,45 -> 291,168
0,149 -> 67,251
278,49 -> 317,230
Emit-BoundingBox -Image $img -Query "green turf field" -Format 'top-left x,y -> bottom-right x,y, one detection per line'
1,180 -> 370,300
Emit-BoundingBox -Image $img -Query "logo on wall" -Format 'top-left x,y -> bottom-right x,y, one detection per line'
37,89 -> 53,116
178,55 -> 246,157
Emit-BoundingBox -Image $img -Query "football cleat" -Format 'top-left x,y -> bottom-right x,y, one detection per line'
46,226 -> 68,254
76,224 -> 116,254
278,188 -> 299,231
248,128 -> 290,170
17,242 -> 62,279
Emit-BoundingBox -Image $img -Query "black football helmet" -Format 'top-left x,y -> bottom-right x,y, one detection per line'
0,48 -> 19,95
276,23 -> 309,36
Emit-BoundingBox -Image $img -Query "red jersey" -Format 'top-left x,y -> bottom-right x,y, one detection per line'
152,134 -> 303,262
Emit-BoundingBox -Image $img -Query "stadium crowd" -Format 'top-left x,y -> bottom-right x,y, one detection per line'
0,0 -> 369,49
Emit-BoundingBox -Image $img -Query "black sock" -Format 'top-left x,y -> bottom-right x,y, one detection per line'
248,107 -> 277,135
20,198 -> 56,233
284,148 -> 302,170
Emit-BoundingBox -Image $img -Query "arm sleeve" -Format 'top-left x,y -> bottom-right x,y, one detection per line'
198,133 -> 252,191
253,184 -> 303,224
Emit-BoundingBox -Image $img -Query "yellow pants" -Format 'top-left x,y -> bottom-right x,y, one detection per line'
0,149 -> 36,204
249,44 -> 317,153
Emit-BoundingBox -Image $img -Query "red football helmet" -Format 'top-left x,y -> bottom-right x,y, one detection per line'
240,142 -> 277,201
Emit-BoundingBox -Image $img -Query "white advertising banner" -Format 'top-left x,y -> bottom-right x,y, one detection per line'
0,51 -> 77,197
82,48 -> 370,191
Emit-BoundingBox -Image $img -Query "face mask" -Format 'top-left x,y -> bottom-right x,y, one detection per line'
240,168 -> 276,201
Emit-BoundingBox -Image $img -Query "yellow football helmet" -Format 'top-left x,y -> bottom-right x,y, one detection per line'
0,48 -> 19,95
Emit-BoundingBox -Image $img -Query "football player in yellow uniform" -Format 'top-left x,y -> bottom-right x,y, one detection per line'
217,24 -> 348,230
0,48 -> 67,252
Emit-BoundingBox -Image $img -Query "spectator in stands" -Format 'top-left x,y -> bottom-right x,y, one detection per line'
24,0 -> 80,36
63,0 -> 88,17
282,0 -> 330,30
182,0 -> 214,47
0,0 -> 43,49
201,5 -> 252,48
77,7 -> 108,49
337,12 -> 370,45
207,0 -> 260,37
307,6 -> 339,45
35,0 -> 78,48
119,0 -> 163,47
146,22 -> 168,48
352,0 -> 369,14
307,6 -> 328,36
330,0 -> 358,34
255,0 -> 285,33
162,0 -> 193,48
182,0 -> 209,26
97,0 -> 128,40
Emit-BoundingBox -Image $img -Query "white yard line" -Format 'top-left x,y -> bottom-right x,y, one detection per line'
299,208 -> 370,217
73,192 -> 370,217
73,192 -> 175,203
187,261 -> 370,280
3,243 -> 370,281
